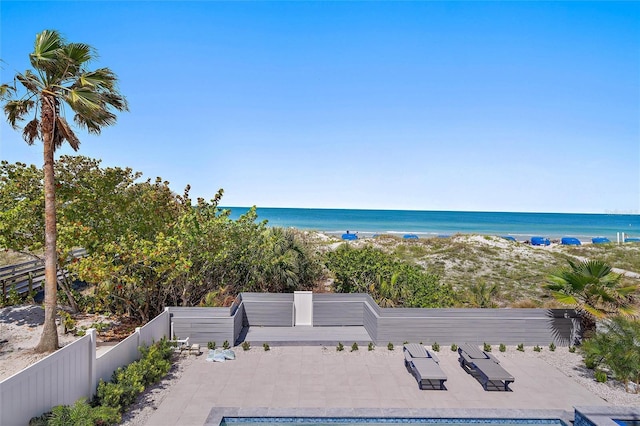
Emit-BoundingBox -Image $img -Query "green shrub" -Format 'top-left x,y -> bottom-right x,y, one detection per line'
351,342 -> 358,352
59,311 -> 76,334
223,340 -> 230,349
450,344 -> 458,352
517,343 -> 524,352
41,398 -> 121,426
499,343 -> 506,352
263,343 -> 270,351
595,369 -> 608,383
337,342 -> 344,351
483,342 -> 491,352
95,339 -> 173,413
580,316 -> 640,393
584,357 -> 598,369
6,284 -> 22,306
368,342 -> 374,351
533,345 -> 542,352
387,342 -> 394,351
241,341 -> 250,351
207,341 -> 216,350
569,346 -> 576,353
324,245 -> 456,307
549,342 -> 556,352
29,413 -> 50,426
431,342 -> 440,352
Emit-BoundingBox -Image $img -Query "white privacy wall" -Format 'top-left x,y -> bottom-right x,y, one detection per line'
0,309 -> 170,426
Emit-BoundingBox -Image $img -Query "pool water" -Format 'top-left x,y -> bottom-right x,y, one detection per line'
221,417 -> 567,426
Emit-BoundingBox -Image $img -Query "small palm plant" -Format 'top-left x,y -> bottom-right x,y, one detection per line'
545,260 -> 638,338
466,281 -> 499,308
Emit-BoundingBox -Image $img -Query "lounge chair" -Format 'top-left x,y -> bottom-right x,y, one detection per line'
458,343 -> 514,391
403,343 -> 447,390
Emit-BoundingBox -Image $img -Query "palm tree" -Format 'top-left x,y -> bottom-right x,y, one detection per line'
544,259 -> 638,339
1,30 -> 128,352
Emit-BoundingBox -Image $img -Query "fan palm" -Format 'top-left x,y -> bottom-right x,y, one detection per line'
545,259 -> 638,338
1,30 -> 128,352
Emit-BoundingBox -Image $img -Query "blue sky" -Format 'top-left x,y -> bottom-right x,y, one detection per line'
1,1 -> 639,214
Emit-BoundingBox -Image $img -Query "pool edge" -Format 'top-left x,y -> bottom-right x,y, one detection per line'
205,408 -> 574,426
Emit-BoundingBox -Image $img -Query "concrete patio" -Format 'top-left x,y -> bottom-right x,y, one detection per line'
143,345 -> 608,426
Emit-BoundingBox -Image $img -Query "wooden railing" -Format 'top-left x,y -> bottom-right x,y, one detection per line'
0,248 -> 87,299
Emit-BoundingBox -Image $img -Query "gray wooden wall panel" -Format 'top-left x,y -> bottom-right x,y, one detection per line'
167,293 -> 579,347
170,317 -> 235,345
242,301 -> 293,326
313,301 -> 363,326
374,316 -> 574,346
363,302 -> 379,342
168,306 -> 231,317
241,293 -> 293,302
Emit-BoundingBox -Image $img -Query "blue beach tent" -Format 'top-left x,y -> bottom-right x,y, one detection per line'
625,237 -> 640,243
341,233 -> 358,240
501,236 -> 516,242
561,237 -> 581,246
403,234 -> 419,239
530,236 -> 550,246
592,237 -> 610,244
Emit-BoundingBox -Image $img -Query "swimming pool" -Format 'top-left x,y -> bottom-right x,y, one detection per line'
220,417 -> 568,426
205,408 -> 574,426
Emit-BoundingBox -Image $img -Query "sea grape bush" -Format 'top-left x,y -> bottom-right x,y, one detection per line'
324,245 -> 455,308
0,156 -> 324,319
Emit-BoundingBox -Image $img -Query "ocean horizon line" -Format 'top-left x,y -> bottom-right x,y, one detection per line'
221,206 -> 639,216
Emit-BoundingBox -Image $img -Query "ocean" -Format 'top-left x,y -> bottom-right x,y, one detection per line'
223,207 -> 640,242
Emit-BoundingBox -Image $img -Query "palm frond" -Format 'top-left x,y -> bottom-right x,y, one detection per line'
544,274 -> 567,290
16,71 -> 44,94
616,284 -> 640,297
579,259 -> 613,279
3,99 -> 35,128
30,30 -> 64,72
550,291 -> 578,306
73,110 -> 117,134
77,68 -> 116,90
102,91 -> 129,111
66,87 -> 103,111
55,116 -> 80,151
62,43 -> 94,70
0,83 -> 15,100
581,304 -> 607,319
22,119 -> 40,145
616,305 -> 639,318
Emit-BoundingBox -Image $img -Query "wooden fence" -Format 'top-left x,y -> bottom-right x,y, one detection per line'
0,248 -> 87,299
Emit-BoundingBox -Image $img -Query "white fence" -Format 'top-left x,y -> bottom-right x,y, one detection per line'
0,309 -> 170,426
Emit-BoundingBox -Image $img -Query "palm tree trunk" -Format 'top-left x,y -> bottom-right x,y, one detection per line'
581,313 -> 597,341
35,95 -> 59,353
